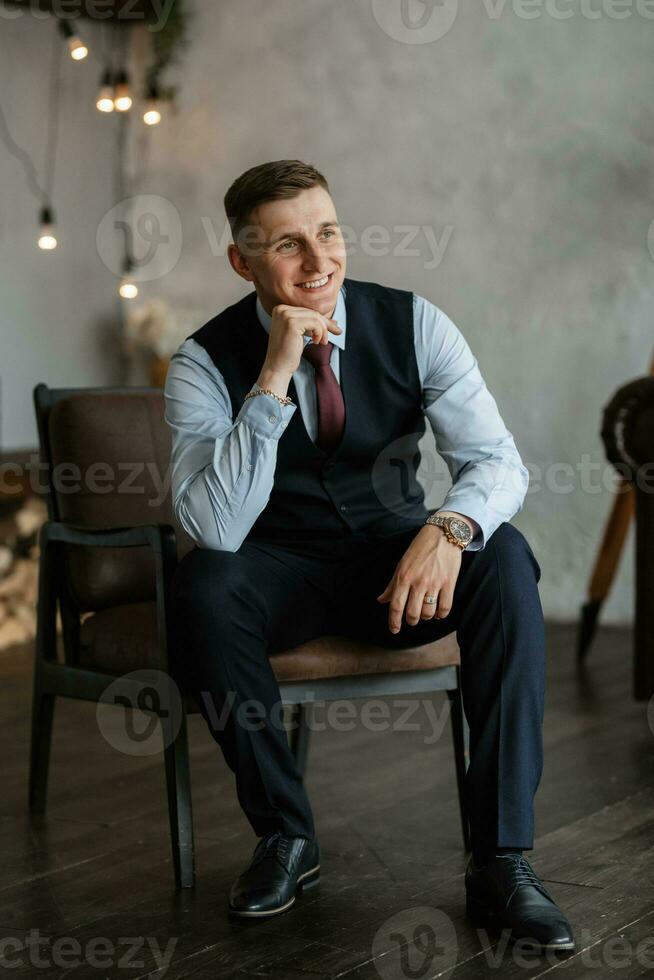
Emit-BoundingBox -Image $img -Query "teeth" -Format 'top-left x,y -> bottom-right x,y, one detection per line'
299,275 -> 329,289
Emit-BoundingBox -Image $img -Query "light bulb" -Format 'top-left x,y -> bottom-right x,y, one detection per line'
37,205 -> 57,250
119,261 -> 138,298
58,19 -> 88,62
96,69 -> 114,112
68,36 -> 88,60
114,71 -> 132,112
143,103 -> 162,125
119,279 -> 138,298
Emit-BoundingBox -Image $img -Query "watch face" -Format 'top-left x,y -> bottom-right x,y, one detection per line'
449,518 -> 472,543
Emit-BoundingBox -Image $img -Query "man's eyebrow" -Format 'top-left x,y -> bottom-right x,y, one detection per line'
266,221 -> 339,247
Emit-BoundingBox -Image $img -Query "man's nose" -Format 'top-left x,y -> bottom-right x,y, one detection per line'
301,242 -> 326,271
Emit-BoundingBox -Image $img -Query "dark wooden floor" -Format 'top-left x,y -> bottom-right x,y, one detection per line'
1,624 -> 653,978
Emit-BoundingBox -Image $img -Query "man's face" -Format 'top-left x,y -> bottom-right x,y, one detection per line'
228,185 -> 346,318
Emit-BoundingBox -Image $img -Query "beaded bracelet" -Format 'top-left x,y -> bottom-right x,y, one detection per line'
244,386 -> 294,408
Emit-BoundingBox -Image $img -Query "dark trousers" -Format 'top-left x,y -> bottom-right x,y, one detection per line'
171,522 -> 545,856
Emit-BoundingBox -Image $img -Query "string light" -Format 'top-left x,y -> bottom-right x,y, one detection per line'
37,205 -> 57,250
114,70 -> 132,112
119,257 -> 138,299
57,18 -> 88,61
96,69 -> 115,113
143,82 -> 162,126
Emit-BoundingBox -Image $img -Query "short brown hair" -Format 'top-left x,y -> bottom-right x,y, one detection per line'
224,159 -> 330,247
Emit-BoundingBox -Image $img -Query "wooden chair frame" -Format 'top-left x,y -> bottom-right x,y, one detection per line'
29,383 -> 470,890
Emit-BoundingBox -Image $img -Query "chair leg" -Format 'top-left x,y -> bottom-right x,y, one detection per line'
29,686 -> 55,813
447,684 -> 471,854
288,703 -> 311,778
162,709 -> 195,889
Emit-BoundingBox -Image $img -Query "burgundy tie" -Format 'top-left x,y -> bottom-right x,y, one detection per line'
301,341 -> 345,452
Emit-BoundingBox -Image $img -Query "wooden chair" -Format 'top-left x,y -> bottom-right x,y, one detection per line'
30,383 -> 470,889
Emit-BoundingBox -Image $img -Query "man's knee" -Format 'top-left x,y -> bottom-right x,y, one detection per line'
485,523 -> 541,583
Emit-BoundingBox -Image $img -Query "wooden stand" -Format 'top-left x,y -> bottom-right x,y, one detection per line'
577,350 -> 654,671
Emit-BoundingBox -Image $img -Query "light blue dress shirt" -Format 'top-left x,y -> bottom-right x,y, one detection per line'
164,283 -> 529,553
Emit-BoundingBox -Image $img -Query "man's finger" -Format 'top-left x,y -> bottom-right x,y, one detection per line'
436,585 -> 454,619
388,584 -> 410,634
405,585 -> 430,626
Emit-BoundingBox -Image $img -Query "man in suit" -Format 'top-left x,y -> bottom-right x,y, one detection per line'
164,159 -> 574,951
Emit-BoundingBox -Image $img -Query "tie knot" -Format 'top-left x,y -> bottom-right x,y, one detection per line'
302,341 -> 333,368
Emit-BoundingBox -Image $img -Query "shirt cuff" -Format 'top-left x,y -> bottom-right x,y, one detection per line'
236,390 -> 296,440
435,501 -> 490,551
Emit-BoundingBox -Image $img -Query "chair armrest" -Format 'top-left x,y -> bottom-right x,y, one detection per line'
41,521 -> 176,554
601,376 -> 654,481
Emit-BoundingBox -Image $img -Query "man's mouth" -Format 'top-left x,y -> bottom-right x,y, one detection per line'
297,273 -> 333,291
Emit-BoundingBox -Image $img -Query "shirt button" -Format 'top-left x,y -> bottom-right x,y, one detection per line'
268,414 -> 276,423
281,421 -> 287,428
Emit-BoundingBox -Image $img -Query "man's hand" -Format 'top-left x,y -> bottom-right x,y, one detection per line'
376,524 -> 463,633
257,305 -> 343,396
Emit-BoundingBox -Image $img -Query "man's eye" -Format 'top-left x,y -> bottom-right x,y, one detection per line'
279,241 -> 297,251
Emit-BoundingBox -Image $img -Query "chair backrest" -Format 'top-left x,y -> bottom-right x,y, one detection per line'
33,384 -> 194,612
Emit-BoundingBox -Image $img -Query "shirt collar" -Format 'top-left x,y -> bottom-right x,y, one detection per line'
255,284 -> 347,351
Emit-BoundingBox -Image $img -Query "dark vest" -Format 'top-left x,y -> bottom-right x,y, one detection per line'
190,277 -> 430,544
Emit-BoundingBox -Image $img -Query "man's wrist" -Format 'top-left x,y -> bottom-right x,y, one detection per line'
256,368 -> 292,399
424,511 -> 474,551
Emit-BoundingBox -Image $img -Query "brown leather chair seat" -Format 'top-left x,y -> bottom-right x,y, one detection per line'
79,601 -> 460,682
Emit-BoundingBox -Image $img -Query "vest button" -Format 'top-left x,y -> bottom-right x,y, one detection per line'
340,504 -> 348,512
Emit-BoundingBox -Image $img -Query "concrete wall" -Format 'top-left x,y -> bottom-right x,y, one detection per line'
3,0 -> 653,622
0,13 -> 129,452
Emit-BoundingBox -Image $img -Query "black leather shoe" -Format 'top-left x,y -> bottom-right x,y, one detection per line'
228,832 -> 320,918
465,854 -> 575,952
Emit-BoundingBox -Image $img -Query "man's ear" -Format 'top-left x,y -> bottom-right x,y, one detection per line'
227,242 -> 255,283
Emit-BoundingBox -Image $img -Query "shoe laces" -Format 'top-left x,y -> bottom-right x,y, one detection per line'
500,855 -> 551,899
255,832 -> 292,871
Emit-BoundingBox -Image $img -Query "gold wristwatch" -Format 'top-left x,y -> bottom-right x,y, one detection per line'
424,513 -> 473,551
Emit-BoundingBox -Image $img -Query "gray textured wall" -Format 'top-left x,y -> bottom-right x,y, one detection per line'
0,14 -> 126,449
3,0 -> 653,622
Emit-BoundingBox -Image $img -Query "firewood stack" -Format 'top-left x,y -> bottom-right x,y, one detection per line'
0,497 -> 50,651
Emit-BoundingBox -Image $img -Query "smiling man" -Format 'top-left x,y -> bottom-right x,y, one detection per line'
164,160 -> 574,951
